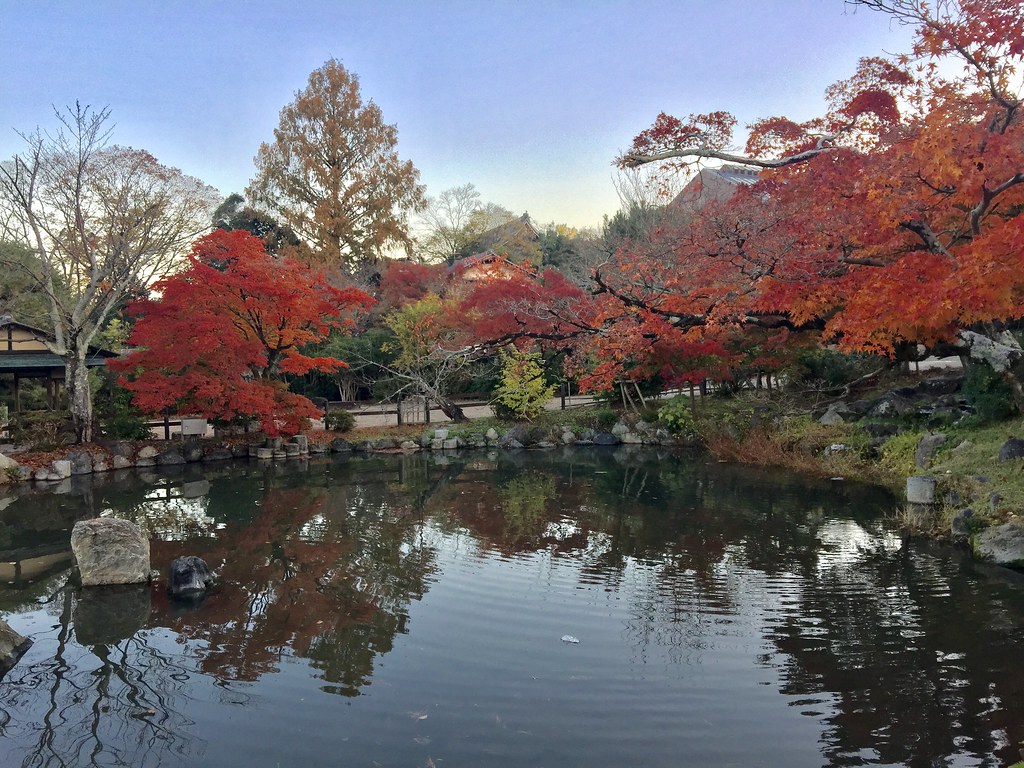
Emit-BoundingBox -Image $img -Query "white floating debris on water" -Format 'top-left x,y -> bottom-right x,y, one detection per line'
561,635 -> 580,644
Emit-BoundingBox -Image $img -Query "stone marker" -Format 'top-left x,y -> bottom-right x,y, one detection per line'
906,475 -> 937,505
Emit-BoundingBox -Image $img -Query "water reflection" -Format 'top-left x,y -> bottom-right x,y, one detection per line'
0,449 -> 1021,768
2,586 -> 202,767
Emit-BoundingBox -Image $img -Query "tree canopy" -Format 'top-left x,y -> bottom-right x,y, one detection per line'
113,229 -> 373,435
569,0 -> 1024,396
0,104 -> 219,441
247,59 -> 426,270
419,0 -> 1024,404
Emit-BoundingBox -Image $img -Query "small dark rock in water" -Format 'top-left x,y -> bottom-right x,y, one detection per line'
168,556 -> 214,598
997,438 -> 1024,461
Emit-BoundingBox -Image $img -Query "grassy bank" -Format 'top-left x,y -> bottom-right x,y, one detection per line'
668,388 -> 1023,540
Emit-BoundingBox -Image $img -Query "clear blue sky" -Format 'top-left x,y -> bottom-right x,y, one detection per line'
1,1 -> 913,230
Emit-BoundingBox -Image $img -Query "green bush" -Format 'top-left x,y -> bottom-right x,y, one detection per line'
101,409 -> 151,440
962,365 -> 1018,423
98,391 -> 151,440
657,395 -> 697,439
593,408 -> 619,430
324,408 -> 356,432
492,347 -> 556,421
9,410 -> 76,450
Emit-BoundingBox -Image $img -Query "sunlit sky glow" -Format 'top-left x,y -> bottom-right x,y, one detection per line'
1,1 -> 915,230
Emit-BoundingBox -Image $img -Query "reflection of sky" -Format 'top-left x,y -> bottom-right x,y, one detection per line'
815,519 -> 904,573
104,493 -> 216,541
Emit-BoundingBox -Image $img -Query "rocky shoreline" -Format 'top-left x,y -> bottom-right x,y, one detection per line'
0,419 -> 678,486
2,407 -> 1022,572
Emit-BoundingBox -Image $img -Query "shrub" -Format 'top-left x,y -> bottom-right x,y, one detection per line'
492,347 -> 556,421
9,410 -> 76,450
962,365 -> 1018,423
593,408 -> 619,430
324,408 -> 356,432
657,395 -> 697,439
98,391 -> 151,440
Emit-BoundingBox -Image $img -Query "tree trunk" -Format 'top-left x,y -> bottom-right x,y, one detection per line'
435,395 -> 467,422
66,351 -> 93,443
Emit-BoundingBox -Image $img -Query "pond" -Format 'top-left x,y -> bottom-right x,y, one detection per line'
0,447 -> 1022,768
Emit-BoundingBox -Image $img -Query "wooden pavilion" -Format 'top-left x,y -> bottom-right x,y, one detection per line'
0,315 -> 116,412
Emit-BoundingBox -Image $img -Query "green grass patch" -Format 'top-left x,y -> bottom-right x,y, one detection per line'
929,420 -> 1024,523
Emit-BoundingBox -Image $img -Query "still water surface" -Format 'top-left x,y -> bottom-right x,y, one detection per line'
0,448 -> 1022,768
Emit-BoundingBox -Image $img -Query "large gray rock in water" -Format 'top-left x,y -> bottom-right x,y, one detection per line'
972,523 -> 1024,568
168,555 -> 213,598
0,618 -> 32,679
71,518 -> 151,586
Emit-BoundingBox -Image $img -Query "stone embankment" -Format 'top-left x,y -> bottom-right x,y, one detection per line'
0,420 -> 676,487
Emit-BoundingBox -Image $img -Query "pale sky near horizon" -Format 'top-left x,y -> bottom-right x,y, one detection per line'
1,1 -> 915,230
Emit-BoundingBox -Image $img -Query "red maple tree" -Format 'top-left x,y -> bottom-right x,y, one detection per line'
605,0 -> 1024,400
112,229 -> 374,435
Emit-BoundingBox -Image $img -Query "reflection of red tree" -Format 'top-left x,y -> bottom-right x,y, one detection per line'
150,486 -> 364,681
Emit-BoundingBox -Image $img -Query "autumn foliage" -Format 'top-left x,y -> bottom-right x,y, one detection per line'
577,0 -> 1024,399
112,229 -> 373,435
425,1 -> 1024,405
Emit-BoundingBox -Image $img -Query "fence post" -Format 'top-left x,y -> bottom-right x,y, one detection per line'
560,381 -> 566,410
163,412 -> 171,441
425,399 -> 431,424
397,399 -> 404,426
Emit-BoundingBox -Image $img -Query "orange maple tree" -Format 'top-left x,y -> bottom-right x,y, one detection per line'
606,0 -> 1024,401
112,229 -> 373,434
